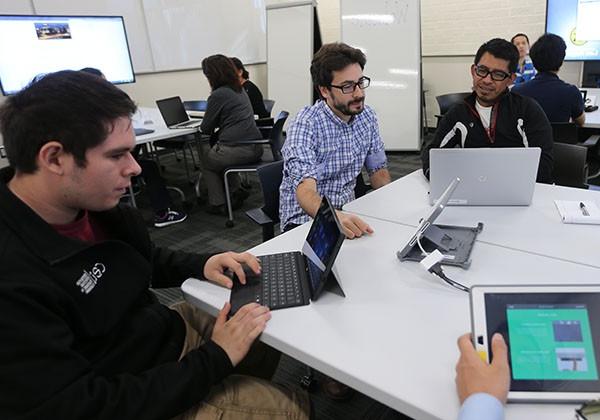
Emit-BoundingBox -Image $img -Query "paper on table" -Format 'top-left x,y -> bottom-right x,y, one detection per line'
554,200 -> 600,224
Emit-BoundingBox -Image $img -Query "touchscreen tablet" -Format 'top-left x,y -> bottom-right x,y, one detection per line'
470,285 -> 600,402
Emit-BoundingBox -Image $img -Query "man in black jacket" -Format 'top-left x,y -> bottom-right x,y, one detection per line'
422,38 -> 553,184
0,71 -> 309,419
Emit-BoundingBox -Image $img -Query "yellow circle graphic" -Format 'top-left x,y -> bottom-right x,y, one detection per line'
570,27 -> 587,46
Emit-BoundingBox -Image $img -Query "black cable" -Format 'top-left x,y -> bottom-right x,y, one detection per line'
429,263 -> 470,293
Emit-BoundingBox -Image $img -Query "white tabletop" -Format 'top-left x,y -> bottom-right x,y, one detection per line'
182,216 -> 600,420
133,107 -> 199,145
583,108 -> 600,129
343,170 -> 600,268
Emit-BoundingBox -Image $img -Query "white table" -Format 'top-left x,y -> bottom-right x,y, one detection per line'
343,170 -> 600,269
133,107 -> 199,145
182,215 -> 600,420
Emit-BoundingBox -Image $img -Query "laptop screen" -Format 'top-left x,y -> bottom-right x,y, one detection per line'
302,196 -> 344,298
156,96 -> 189,126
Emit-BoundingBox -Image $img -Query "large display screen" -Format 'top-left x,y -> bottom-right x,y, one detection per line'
546,0 -> 600,61
0,15 -> 135,95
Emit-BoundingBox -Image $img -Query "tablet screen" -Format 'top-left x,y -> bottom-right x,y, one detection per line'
485,292 -> 600,392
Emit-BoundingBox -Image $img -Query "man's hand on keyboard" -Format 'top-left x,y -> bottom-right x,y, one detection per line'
204,252 -> 262,288
211,302 -> 271,366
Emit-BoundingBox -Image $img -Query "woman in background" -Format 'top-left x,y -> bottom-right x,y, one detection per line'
511,33 -> 537,85
230,57 -> 270,119
200,55 -> 263,215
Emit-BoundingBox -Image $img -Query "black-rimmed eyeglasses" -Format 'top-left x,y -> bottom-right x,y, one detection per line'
330,76 -> 371,94
474,65 -> 511,82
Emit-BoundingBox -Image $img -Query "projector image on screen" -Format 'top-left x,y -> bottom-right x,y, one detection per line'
546,0 -> 600,61
0,15 -> 135,95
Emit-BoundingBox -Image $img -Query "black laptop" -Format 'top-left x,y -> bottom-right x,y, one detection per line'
156,96 -> 203,129
229,196 -> 346,314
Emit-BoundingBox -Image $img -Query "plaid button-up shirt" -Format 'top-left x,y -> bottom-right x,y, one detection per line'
279,100 -> 387,230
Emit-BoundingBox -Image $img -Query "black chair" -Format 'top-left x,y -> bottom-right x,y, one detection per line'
245,160 -> 284,242
263,99 -> 275,116
435,92 -> 471,127
551,122 -> 600,181
222,111 -> 289,227
553,142 -> 589,189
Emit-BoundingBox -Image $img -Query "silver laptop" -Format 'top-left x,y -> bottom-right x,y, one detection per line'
156,96 -> 203,129
429,148 -> 541,206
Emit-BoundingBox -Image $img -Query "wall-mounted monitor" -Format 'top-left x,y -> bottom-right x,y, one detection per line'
546,0 -> 600,61
0,15 -> 135,95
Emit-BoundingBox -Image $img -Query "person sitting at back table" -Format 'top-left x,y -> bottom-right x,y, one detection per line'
421,38 -> 554,184
0,70 -> 310,420
511,33 -> 537,85
230,57 -> 270,119
80,66 -> 187,228
512,33 -> 585,127
455,333 -> 510,419
199,54 -> 264,215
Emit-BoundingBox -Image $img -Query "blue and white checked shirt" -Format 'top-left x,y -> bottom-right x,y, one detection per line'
279,100 -> 387,230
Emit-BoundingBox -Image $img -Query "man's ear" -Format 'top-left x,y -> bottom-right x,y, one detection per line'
38,141 -> 69,175
318,85 -> 330,100
510,72 -> 517,83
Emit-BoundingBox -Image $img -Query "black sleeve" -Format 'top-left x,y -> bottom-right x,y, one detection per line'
524,99 -> 554,184
151,246 -> 217,288
244,81 -> 269,118
421,110 -> 462,179
0,289 -> 233,420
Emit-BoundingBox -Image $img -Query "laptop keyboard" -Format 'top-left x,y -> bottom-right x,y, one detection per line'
258,253 -> 304,308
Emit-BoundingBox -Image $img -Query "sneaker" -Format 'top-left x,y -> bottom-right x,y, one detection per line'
154,209 -> 187,228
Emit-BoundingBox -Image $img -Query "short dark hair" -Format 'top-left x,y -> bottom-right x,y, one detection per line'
310,43 -> 366,96
229,57 -> 249,80
529,33 -> 566,72
0,70 -> 136,173
510,33 -> 530,45
201,54 -> 242,92
80,67 -> 104,77
474,38 -> 519,73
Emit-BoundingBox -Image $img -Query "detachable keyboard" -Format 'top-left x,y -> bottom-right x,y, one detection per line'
230,252 -> 308,313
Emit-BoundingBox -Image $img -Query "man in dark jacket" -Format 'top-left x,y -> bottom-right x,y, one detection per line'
422,38 -> 553,184
0,71 -> 309,419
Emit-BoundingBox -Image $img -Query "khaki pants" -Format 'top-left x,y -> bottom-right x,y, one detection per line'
170,302 -> 310,420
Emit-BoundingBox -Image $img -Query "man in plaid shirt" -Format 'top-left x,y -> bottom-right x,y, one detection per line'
279,43 -> 391,238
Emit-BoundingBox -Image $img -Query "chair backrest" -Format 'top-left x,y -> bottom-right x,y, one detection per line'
553,142 -> 588,188
263,99 -> 275,115
435,92 -> 471,115
551,122 -> 578,144
269,111 -> 289,161
256,160 -> 284,222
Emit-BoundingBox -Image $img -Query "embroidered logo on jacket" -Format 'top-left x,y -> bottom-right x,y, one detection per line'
76,263 -> 106,294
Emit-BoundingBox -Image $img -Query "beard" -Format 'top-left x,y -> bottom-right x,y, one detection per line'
332,97 -> 365,116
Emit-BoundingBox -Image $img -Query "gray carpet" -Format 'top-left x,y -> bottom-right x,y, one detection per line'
144,147 -> 424,420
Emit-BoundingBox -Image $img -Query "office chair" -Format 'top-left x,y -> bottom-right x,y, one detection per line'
245,160 -> 284,242
222,111 -> 289,227
552,143 -> 589,189
551,122 -> 600,180
434,92 -> 471,127
263,99 -> 275,116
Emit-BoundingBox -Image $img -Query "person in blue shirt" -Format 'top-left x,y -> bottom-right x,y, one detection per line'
511,33 -> 537,85
512,33 -> 585,126
455,333 -> 510,420
279,43 -> 391,238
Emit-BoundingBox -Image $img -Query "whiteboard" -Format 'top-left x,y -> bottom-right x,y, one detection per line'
267,2 -> 313,124
341,0 -> 421,151
142,0 -> 267,72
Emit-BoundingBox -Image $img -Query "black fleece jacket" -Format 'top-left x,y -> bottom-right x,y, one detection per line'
0,167 -> 233,420
422,90 -> 554,184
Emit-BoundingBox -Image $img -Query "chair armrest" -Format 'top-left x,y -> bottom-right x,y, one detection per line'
226,138 -> 271,146
581,134 -> 600,148
256,117 -> 274,127
245,208 -> 274,226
